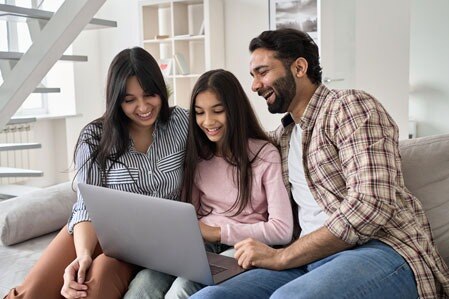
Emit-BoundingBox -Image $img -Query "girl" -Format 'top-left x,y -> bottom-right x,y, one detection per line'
126,69 -> 293,299
5,47 -> 189,299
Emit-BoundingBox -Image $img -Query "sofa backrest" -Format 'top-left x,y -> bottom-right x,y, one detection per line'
399,134 -> 449,266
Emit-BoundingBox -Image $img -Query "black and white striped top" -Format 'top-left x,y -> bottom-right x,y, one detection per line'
67,106 -> 189,233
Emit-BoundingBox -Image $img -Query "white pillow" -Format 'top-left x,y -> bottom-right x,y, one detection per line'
0,182 -> 76,246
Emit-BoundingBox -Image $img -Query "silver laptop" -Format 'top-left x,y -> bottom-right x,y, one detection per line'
78,183 -> 246,285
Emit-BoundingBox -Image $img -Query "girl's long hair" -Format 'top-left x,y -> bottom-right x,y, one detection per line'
73,47 -> 169,185
183,69 -> 270,217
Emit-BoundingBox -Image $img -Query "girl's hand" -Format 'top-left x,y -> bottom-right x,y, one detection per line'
199,221 -> 221,243
60,255 -> 91,298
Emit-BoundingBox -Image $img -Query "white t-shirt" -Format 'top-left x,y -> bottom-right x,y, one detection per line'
288,124 -> 328,237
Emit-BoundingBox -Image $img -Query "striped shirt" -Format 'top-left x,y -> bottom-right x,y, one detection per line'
67,106 -> 189,233
270,84 -> 449,298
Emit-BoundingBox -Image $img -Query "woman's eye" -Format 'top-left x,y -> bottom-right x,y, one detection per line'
214,110 -> 224,114
124,98 -> 134,103
195,111 -> 204,115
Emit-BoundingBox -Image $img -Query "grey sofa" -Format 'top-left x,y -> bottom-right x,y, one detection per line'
1,134 -> 449,296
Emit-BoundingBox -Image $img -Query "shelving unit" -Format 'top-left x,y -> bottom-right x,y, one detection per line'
139,0 -> 224,108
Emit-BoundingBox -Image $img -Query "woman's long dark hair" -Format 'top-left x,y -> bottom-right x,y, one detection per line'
73,47 -> 169,185
183,69 -> 270,217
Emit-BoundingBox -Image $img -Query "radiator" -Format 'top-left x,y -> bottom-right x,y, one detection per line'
0,123 -> 34,184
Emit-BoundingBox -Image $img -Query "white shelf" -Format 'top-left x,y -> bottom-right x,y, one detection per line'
139,0 -> 224,108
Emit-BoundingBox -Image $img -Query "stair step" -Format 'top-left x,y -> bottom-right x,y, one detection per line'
0,184 -> 42,200
0,4 -> 117,29
0,51 -> 88,62
33,87 -> 61,93
6,117 -> 36,125
0,143 -> 41,151
0,167 -> 43,178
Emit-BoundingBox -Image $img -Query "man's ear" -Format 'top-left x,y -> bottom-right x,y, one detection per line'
292,57 -> 308,78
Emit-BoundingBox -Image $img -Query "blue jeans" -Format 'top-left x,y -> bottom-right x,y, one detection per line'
190,240 -> 418,299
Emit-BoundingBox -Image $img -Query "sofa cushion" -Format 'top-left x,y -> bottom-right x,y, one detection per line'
399,134 -> 449,265
0,182 -> 76,246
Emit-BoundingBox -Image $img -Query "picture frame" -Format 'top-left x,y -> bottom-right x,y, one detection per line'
269,0 -> 319,46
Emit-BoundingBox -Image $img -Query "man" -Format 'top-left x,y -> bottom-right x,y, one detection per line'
191,29 -> 449,298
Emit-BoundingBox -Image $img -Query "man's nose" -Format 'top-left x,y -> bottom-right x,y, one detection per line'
251,77 -> 262,92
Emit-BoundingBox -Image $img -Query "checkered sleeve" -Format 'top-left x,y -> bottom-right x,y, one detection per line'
324,93 -> 400,245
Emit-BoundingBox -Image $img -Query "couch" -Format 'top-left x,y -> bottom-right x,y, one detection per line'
1,134 -> 449,296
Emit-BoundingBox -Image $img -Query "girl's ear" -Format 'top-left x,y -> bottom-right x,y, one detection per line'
292,57 -> 308,78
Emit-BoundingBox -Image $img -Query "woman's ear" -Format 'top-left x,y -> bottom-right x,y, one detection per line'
292,57 -> 308,78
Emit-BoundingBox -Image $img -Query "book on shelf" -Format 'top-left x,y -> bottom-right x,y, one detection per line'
158,58 -> 173,77
174,53 -> 190,75
154,34 -> 169,39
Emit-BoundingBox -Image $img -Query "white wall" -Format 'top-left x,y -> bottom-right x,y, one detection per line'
409,0 -> 449,137
354,0 -> 410,140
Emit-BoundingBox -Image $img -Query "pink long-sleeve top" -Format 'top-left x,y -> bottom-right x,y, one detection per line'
192,139 -> 293,246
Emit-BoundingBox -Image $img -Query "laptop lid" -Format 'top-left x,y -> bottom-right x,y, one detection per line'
78,183 -> 244,285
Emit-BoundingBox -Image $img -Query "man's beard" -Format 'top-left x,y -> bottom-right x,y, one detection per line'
267,71 -> 296,114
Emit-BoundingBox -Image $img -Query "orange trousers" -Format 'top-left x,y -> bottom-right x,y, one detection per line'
4,227 -> 137,299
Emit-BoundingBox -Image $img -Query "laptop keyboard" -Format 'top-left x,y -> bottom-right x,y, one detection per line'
210,264 -> 227,275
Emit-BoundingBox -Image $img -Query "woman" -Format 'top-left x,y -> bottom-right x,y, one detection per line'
125,69 -> 293,299
5,47 -> 189,299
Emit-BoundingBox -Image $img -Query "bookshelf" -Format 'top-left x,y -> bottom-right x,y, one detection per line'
139,0 -> 225,108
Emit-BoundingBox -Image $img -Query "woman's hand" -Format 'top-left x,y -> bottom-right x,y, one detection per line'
199,221 -> 221,243
60,254 -> 91,298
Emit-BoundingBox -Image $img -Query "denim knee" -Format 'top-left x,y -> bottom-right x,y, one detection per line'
165,277 -> 204,299
124,268 -> 175,299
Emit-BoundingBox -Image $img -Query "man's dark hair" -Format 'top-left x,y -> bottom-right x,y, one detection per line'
249,28 -> 322,84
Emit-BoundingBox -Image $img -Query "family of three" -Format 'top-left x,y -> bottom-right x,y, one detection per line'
5,28 -> 449,299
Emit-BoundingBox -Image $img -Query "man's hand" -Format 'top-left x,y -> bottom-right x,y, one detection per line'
60,254 -> 91,298
199,221 -> 221,243
234,238 -> 285,270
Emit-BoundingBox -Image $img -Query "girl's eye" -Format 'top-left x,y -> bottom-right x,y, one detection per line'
214,110 -> 224,114
124,98 -> 135,103
195,111 -> 204,115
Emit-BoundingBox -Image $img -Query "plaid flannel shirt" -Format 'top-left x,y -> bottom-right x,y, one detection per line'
271,84 -> 449,298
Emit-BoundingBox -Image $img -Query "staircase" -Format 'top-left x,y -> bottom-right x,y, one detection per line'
0,0 -> 116,198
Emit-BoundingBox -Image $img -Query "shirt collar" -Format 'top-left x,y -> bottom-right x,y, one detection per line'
281,84 -> 331,129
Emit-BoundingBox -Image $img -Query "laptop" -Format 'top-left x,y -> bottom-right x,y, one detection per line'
78,183 -> 246,285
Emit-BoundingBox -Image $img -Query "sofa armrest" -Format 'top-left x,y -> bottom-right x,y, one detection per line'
0,182 -> 76,246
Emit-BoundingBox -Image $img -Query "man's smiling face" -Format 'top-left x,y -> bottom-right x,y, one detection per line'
250,48 -> 296,114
